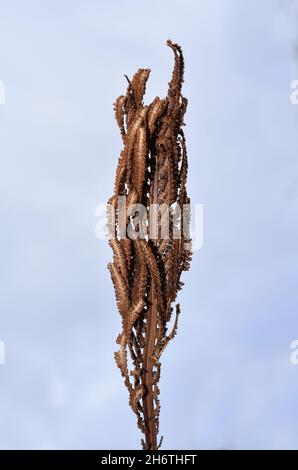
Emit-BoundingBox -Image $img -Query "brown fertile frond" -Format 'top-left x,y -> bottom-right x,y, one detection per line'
108,239 -> 129,287
114,151 -> 126,195
126,298 -> 145,336
156,303 -> 180,358
108,262 -> 129,320
134,126 -> 148,197
130,384 -> 146,414
114,333 -> 131,391
107,40 -> 192,450
148,98 -> 167,135
130,68 -> 151,109
131,246 -> 147,304
125,107 -> 149,188
114,95 -> 127,142
166,39 -> 185,104
120,239 -> 133,272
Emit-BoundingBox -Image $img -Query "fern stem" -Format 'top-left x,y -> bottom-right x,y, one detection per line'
141,281 -> 158,450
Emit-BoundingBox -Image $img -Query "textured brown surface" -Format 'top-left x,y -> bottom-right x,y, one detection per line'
107,40 -> 192,450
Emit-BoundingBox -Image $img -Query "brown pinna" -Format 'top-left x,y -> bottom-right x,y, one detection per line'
107,40 -> 192,450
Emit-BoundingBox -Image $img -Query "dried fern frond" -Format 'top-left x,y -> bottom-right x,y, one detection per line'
107,39 -> 192,450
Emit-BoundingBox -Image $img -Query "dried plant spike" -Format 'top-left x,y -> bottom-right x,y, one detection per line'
107,40 -> 192,450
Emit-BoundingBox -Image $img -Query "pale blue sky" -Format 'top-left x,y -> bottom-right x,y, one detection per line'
0,0 -> 298,449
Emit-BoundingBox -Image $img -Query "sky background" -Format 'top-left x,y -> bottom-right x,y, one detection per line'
0,0 -> 298,450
